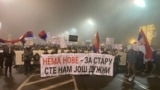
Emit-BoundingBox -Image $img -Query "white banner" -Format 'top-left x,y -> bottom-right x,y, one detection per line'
60,37 -> 67,48
40,53 -> 115,77
106,38 -> 114,45
112,44 -> 122,50
50,36 -> 67,48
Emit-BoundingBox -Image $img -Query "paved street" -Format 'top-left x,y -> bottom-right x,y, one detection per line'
0,68 -> 28,90
0,67 -> 160,90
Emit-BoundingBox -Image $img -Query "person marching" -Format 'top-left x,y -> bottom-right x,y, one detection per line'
126,48 -> 138,82
23,45 -> 33,75
4,46 -> 15,76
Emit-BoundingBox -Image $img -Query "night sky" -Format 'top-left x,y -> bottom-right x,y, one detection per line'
0,0 -> 160,45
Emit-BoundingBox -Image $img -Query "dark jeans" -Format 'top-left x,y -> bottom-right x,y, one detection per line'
24,60 -> 31,74
5,66 -> 12,75
0,59 -> 4,68
114,62 -> 119,75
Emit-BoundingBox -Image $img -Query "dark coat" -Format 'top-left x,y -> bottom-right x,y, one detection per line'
24,47 -> 33,61
4,50 -> 15,66
126,49 -> 138,64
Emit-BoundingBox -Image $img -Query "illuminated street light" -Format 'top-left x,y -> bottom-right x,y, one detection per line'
129,38 -> 136,44
134,0 -> 146,8
87,19 -> 95,26
82,18 -> 96,30
70,28 -> 77,35
65,31 -> 69,35
134,0 -> 155,45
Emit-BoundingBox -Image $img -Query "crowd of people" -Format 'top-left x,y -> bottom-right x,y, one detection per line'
0,44 -> 159,80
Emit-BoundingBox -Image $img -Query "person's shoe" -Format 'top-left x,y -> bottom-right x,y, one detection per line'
131,76 -> 135,82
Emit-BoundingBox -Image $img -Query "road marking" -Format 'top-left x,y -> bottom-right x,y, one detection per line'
17,74 -> 34,90
72,76 -> 78,90
25,76 -> 60,86
17,74 -> 77,90
134,80 -> 148,90
40,79 -> 74,90
31,73 -> 40,77
116,78 -> 132,85
17,74 -> 60,90
116,75 -> 149,90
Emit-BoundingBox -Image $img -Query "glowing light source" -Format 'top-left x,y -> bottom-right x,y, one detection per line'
70,28 -> 77,35
87,19 -> 95,26
65,31 -> 69,35
129,38 -> 136,44
134,0 -> 146,8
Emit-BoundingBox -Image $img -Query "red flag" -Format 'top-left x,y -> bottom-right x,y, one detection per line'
93,31 -> 100,53
137,29 -> 152,59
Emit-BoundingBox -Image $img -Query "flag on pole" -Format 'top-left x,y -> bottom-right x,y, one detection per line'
38,30 -> 47,40
137,29 -> 152,59
19,31 -> 33,45
25,31 -> 33,37
93,31 -> 100,53
0,31 -> 33,44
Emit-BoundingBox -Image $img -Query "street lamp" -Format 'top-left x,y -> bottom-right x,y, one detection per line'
134,0 -> 146,8
87,19 -> 95,26
70,28 -> 77,35
82,18 -> 96,30
129,38 -> 136,44
80,18 -> 96,35
134,0 -> 154,45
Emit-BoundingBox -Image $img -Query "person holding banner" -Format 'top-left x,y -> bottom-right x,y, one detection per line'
50,48 -> 58,54
101,48 -> 109,54
60,48 -> 65,53
67,47 -> 73,53
113,49 -> 120,76
126,48 -> 138,82
43,49 -> 49,54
